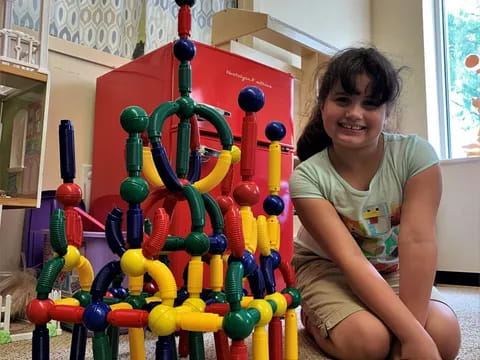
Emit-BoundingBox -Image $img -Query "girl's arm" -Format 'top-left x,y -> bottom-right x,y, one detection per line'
293,197 -> 434,346
398,164 -> 442,326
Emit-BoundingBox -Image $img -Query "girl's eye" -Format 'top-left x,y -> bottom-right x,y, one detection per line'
362,100 -> 380,109
334,97 -> 349,104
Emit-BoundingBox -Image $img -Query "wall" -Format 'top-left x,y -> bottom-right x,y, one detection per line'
437,159 -> 480,273
371,0 -> 480,273
254,0 -> 371,50
371,0 -> 429,138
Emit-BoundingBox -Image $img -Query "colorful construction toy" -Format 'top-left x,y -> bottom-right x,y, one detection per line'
26,1 -> 301,359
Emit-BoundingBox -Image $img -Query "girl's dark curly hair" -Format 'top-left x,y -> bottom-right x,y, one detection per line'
296,47 -> 403,162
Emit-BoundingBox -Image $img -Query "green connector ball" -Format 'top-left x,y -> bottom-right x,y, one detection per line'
120,177 -> 149,204
125,295 -> 147,310
223,309 -> 255,340
209,291 -> 227,304
176,96 -> 195,119
185,231 -> 210,256
120,106 -> 149,133
73,290 -> 92,308
282,287 -> 302,309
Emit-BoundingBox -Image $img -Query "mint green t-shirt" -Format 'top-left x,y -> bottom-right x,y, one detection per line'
289,133 -> 439,273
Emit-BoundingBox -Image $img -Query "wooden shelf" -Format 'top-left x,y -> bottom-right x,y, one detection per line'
212,9 -> 337,57
0,63 -> 48,83
0,196 -> 38,208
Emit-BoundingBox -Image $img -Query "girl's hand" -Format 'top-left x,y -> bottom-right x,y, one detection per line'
400,332 -> 441,360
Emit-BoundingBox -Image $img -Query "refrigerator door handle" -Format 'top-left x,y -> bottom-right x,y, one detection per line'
199,145 -> 221,160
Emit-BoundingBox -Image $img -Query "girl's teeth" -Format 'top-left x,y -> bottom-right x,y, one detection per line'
340,123 -> 364,130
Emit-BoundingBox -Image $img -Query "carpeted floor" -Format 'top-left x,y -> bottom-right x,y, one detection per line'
0,285 -> 478,359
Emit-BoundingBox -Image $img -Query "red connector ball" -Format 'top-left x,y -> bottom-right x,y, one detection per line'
56,183 -> 82,207
233,182 -> 260,207
26,299 -> 54,325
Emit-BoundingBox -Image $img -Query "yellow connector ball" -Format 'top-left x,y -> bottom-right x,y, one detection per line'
120,249 -> 146,277
248,299 -> 273,326
149,305 -> 177,336
231,145 -> 241,164
62,245 -> 81,272
183,298 -> 206,313
265,292 -> 288,317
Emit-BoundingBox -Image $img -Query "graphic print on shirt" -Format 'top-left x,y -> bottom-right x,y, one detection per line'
340,204 -> 402,273
363,203 -> 390,236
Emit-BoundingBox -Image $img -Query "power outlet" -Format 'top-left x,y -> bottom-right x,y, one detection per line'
81,164 -> 92,211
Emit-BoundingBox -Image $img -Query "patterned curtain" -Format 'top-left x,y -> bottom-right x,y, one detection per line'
145,0 -> 237,54
12,0 -> 236,59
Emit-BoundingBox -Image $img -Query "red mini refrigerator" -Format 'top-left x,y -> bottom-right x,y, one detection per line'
91,42 -> 295,290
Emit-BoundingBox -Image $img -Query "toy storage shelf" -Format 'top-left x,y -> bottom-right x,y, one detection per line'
0,63 -> 48,209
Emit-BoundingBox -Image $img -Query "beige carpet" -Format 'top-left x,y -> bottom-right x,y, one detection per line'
0,285 -> 477,359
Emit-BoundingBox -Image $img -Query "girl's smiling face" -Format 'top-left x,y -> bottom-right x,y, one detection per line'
321,73 -> 387,152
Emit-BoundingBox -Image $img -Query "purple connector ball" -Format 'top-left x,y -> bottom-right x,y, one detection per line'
263,195 -> 285,216
173,38 -> 196,62
238,86 -> 265,112
265,121 -> 286,141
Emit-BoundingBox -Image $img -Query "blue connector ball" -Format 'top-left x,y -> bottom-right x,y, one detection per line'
263,195 -> 285,216
209,233 -> 227,255
265,121 -> 286,141
173,38 -> 196,62
175,0 -> 196,6
83,302 -> 111,332
238,86 -> 265,112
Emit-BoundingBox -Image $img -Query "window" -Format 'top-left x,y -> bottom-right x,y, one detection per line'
438,0 -> 480,159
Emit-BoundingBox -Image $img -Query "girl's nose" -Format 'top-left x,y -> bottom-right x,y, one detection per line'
345,103 -> 363,119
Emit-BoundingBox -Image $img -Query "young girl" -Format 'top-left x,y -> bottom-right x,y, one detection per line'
289,47 -> 461,360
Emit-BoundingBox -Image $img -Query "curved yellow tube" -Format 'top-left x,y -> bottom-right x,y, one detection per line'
267,215 -> 280,251
268,141 -> 281,194
145,260 -> 177,307
54,298 -> 80,306
193,150 -> 231,193
142,146 -> 164,187
110,303 -> 133,311
256,215 -> 271,256
145,296 -> 163,304
77,255 -> 94,291
285,309 -> 299,360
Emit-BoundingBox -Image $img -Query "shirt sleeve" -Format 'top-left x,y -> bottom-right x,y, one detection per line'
405,135 -> 440,178
289,161 -> 326,199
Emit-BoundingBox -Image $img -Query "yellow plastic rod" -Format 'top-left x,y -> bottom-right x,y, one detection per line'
285,309 -> 299,360
268,141 -> 281,195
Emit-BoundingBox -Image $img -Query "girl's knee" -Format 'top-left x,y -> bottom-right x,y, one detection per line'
426,301 -> 461,360
315,311 -> 391,360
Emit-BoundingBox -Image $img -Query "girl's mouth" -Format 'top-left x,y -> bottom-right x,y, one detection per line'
338,122 -> 366,131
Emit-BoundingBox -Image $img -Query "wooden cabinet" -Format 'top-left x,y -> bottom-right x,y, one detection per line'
0,64 -> 49,208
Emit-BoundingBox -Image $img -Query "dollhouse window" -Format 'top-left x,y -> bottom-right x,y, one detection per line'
435,0 -> 480,159
8,108 -> 28,170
